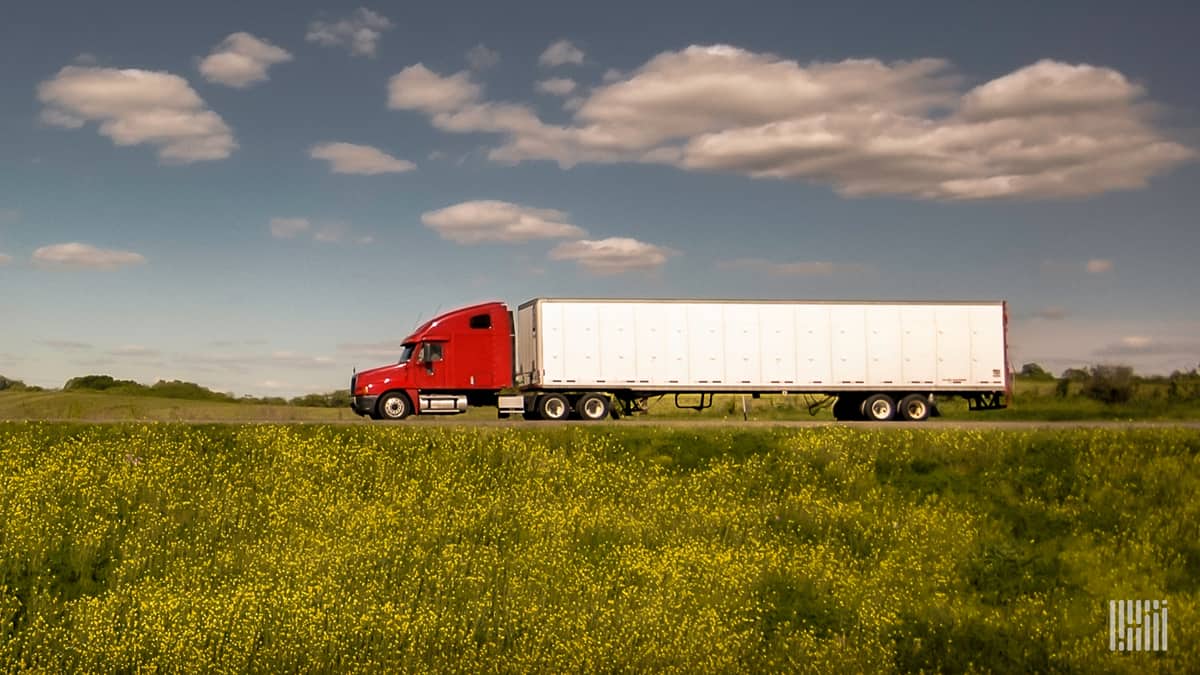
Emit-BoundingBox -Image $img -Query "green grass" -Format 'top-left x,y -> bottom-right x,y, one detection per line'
1,423 -> 1196,671
3,377 -> 1198,424
0,390 -> 359,422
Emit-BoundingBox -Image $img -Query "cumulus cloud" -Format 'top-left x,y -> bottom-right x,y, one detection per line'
717,258 -> 869,276
37,66 -> 236,162
466,44 -> 500,71
388,64 -> 481,113
549,237 -> 675,274
310,142 -> 415,174
1087,258 -> 1114,274
305,8 -> 392,57
536,77 -> 577,96
269,217 -> 311,239
390,47 -> 1193,200
421,200 -> 586,243
32,242 -> 146,269
540,40 -> 585,67
199,32 -> 292,88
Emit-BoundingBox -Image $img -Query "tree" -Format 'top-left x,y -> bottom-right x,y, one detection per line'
0,375 -> 29,391
1019,363 -> 1053,380
1081,364 -> 1137,404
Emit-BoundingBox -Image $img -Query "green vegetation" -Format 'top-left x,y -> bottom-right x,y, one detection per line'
2,362 -> 1198,422
0,423 -> 1195,671
0,390 -> 357,422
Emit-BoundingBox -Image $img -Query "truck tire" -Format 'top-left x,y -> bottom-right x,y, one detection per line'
576,393 -> 611,421
861,394 -> 896,422
898,394 -> 931,422
377,392 -> 413,420
536,393 -> 570,421
832,395 -> 864,421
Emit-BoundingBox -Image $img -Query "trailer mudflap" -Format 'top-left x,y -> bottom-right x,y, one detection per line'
967,392 -> 1007,411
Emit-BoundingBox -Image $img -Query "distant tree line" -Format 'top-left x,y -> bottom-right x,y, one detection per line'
1019,362 -> 1200,404
0,373 -> 350,408
0,375 -> 42,392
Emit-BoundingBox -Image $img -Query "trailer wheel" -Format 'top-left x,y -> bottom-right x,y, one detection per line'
832,395 -> 864,421
898,394 -> 931,422
377,392 -> 412,420
577,393 -> 611,421
536,393 -> 570,421
861,394 -> 895,422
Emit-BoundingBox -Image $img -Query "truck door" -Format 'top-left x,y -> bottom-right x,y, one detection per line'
417,340 -> 449,390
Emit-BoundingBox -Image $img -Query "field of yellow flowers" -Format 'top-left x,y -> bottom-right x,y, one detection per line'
1,422 -> 1196,672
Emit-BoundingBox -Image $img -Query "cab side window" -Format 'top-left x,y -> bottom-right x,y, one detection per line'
469,313 -> 492,329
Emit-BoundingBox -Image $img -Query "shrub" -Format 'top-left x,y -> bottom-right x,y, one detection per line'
1080,364 -> 1137,404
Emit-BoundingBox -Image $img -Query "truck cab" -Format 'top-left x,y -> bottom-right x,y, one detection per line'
350,302 -> 513,419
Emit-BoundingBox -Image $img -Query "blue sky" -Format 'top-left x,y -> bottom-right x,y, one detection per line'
2,0 -> 1198,396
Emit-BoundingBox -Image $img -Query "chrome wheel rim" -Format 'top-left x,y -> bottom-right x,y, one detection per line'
583,398 -> 606,419
384,397 -> 406,417
544,398 -> 566,419
906,400 -> 927,419
870,400 -> 891,419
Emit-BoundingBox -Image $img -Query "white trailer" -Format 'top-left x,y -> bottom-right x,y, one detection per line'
512,298 -> 1010,421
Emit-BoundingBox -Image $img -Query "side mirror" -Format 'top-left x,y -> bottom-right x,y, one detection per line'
420,343 -> 444,363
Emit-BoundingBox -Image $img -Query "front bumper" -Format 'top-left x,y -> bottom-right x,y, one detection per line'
351,394 -> 378,417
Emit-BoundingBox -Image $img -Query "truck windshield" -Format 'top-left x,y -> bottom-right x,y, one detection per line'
398,344 -> 414,363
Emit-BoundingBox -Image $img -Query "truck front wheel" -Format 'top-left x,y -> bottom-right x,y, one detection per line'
377,392 -> 413,420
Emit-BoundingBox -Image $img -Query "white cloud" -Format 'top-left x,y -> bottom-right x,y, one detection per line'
1087,258 -> 1114,274
108,345 -> 161,358
540,39 -> 585,67
269,217 -> 311,238
0,253 -> 11,265
32,242 -> 146,269
37,66 -> 236,162
421,200 -> 586,244
270,351 -> 335,367
1033,306 -> 1069,320
313,222 -> 349,243
41,339 -> 93,350
305,8 -> 392,57
310,142 -> 416,174
466,44 -> 500,71
391,47 -> 1193,200
338,341 -> 405,358
549,237 -> 675,274
718,258 -> 870,276
1095,335 -> 1200,358
536,77 -> 577,96
199,32 -> 292,88
388,64 -> 481,114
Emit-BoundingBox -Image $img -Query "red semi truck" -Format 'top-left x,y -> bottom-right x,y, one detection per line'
349,298 -> 1011,422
